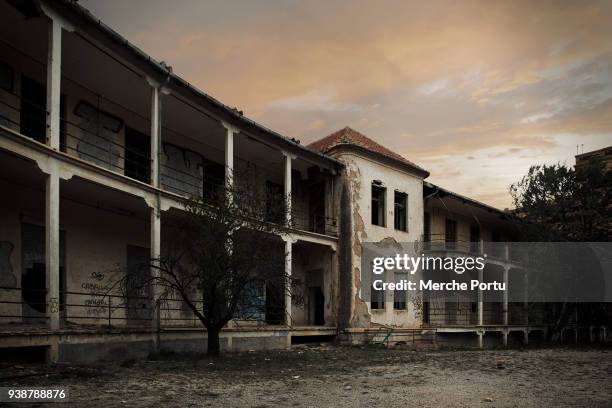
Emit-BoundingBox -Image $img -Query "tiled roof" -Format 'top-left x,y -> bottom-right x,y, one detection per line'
308,127 -> 428,176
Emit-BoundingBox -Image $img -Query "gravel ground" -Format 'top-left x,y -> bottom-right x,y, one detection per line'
1,346 -> 612,407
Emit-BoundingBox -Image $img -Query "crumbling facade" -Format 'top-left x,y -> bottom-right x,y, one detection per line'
0,0 -> 567,363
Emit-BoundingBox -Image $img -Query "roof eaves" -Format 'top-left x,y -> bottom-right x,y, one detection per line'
424,181 -> 513,218
34,0 -> 343,170
331,143 -> 430,178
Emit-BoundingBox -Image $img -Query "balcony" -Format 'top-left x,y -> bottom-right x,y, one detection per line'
0,2 -> 338,238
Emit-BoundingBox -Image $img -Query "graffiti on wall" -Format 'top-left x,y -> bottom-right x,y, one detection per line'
160,142 -> 224,198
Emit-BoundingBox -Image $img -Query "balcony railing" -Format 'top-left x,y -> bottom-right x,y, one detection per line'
0,287 -> 288,330
291,210 -> 338,237
424,234 -> 520,262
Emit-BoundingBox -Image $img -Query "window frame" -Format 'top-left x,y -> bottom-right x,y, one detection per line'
393,191 -> 408,231
371,183 -> 386,227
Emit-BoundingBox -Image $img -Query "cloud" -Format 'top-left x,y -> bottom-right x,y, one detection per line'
79,0 -> 612,208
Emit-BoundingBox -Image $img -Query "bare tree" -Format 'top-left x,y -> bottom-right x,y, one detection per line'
120,168 -> 300,356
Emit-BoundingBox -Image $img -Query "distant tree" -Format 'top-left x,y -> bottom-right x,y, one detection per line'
119,169 -> 299,356
510,162 -> 611,241
510,161 -> 612,340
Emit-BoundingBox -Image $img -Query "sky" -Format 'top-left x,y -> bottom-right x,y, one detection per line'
80,0 -> 612,209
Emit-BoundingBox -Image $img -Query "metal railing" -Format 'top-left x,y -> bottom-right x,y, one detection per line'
291,210 -> 338,237
0,287 -> 288,330
424,234 -> 522,261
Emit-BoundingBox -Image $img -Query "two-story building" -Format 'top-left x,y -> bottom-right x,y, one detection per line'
0,0 -> 550,363
0,0 -> 343,363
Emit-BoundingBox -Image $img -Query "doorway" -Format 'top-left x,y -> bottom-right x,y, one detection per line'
21,223 -> 65,320
126,245 -> 152,325
306,269 -> 325,326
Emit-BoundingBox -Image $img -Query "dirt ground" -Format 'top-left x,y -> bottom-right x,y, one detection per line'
1,346 -> 612,407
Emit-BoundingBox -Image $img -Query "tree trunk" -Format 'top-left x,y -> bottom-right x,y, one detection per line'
207,325 -> 221,357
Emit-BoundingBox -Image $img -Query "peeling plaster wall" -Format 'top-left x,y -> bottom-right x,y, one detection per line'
331,152 -> 425,329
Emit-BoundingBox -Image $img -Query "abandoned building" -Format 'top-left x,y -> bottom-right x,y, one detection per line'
0,0 -> 599,363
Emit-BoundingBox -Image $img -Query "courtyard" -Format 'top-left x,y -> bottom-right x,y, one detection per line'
1,346 -> 611,407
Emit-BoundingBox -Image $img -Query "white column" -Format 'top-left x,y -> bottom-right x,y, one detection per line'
222,122 -> 237,190
283,152 -> 292,226
150,204 -> 161,284
150,86 -> 160,188
45,163 -> 60,330
478,239 -> 484,326
284,238 -> 293,326
478,266 -> 484,326
147,82 -> 162,332
503,267 -> 509,325
46,17 -> 62,149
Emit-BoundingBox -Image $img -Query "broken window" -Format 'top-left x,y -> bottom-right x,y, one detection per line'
393,272 -> 407,310
394,191 -> 407,231
371,182 -> 386,227
445,218 -> 457,250
371,286 -> 384,310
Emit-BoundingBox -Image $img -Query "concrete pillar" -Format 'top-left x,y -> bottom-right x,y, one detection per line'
478,265 -> 483,326
45,164 -> 60,334
523,329 -> 529,345
502,330 -> 508,347
148,83 -> 162,337
477,331 -> 484,349
222,122 -> 237,190
150,86 -> 160,188
503,267 -> 508,325
150,203 -> 161,291
524,269 -> 529,325
284,238 -> 293,326
283,152 -> 293,225
46,17 -> 62,149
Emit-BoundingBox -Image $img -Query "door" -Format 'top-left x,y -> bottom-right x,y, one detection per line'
21,223 -> 65,320
126,245 -> 152,325
308,182 -> 326,234
124,127 -> 151,183
20,76 -> 66,147
309,287 -> 325,326
20,76 -> 46,143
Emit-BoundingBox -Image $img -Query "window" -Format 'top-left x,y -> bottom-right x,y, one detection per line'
371,183 -> 386,226
424,212 -> 431,249
394,191 -> 407,231
469,225 -> 480,253
124,127 -> 151,183
445,218 -> 457,250
393,272 -> 407,310
371,286 -> 384,309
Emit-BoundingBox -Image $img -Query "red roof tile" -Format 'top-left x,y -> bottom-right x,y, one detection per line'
308,127 -> 428,176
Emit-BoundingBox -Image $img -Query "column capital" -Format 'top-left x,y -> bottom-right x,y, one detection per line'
222,121 -> 240,135
281,150 -> 297,160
